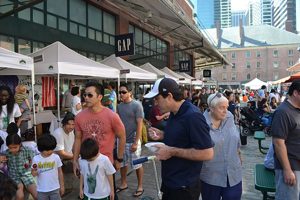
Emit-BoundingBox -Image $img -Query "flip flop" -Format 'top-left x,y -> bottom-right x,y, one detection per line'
133,189 -> 144,197
116,186 -> 128,193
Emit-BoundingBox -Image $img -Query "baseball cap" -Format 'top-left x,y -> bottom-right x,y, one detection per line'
144,78 -> 180,98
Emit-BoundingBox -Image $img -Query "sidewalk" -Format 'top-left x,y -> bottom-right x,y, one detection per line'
63,135 -> 272,200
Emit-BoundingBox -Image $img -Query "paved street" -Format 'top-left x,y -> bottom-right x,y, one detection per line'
63,134 -> 272,200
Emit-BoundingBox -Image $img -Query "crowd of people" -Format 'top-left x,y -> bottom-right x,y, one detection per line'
0,78 -> 299,200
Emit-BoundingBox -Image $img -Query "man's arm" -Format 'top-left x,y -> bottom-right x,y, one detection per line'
155,145 -> 214,161
55,150 -> 73,160
58,167 -> 65,196
273,137 -> 296,185
134,118 -> 143,144
72,130 -> 82,176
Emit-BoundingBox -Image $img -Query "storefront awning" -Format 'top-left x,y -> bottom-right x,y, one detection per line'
109,0 -> 229,68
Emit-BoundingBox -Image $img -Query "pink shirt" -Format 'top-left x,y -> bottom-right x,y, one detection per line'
75,107 -> 125,162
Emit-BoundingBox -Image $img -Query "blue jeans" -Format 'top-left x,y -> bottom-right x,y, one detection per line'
201,180 -> 242,200
275,169 -> 300,200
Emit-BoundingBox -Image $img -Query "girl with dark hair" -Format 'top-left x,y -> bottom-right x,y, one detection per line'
0,86 -> 22,131
5,134 -> 37,200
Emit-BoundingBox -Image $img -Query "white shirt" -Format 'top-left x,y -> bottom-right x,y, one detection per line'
32,153 -> 62,192
79,154 -> 116,199
22,141 -> 39,155
71,96 -> 81,116
52,127 -> 74,153
0,104 -> 21,131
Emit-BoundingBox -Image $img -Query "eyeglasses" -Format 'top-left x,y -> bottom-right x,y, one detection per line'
209,92 -> 223,105
83,93 -> 94,98
119,91 -> 128,95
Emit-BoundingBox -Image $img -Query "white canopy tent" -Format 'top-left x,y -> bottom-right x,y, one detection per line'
179,72 -> 203,86
0,47 -> 37,140
140,62 -> 178,81
101,54 -> 157,81
161,67 -> 191,84
29,41 -> 120,120
243,78 -> 267,90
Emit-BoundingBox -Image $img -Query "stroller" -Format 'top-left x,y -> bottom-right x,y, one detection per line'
239,106 -> 265,136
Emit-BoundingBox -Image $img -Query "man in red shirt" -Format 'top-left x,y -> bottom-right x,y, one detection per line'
72,81 -> 126,196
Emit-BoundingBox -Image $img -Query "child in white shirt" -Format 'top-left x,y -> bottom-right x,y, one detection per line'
31,134 -> 64,199
79,138 -> 116,200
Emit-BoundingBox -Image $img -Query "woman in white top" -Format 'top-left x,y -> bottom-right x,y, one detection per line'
71,86 -> 82,116
0,85 -> 22,131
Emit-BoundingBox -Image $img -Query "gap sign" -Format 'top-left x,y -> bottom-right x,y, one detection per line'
115,33 -> 134,57
179,60 -> 191,72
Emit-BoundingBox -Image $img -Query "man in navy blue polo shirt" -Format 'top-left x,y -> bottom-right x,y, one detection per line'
144,78 -> 214,200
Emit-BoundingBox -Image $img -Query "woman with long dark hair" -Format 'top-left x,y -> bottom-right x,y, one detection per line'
0,86 -> 22,131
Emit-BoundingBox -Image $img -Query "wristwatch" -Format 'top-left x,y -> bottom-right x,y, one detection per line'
116,157 -> 124,162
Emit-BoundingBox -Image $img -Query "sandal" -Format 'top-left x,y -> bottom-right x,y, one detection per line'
133,189 -> 144,197
116,186 -> 128,193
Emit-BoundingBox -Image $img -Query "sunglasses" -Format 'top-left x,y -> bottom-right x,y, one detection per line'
119,91 -> 128,95
83,93 -> 94,98
209,92 -> 223,105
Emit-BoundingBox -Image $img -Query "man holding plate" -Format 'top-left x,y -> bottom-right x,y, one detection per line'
144,78 -> 214,200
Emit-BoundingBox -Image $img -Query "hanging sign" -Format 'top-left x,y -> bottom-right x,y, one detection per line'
115,33 -> 135,57
179,60 -> 191,72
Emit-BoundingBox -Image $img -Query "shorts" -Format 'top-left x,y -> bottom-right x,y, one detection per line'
120,140 -> 142,170
37,189 -> 61,200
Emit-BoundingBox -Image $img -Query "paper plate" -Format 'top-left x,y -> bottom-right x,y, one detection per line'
145,142 -> 164,152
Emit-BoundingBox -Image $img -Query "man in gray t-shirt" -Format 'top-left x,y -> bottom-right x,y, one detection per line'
117,83 -> 144,197
272,80 -> 300,200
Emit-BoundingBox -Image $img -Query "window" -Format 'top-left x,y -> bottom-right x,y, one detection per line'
257,62 -> 260,68
288,60 -> 294,67
246,61 -> 251,69
32,41 -> 45,52
222,73 -> 227,80
245,51 -> 251,58
48,0 -> 67,18
103,12 -> 115,45
256,51 -> 261,58
273,72 -> 279,80
18,39 -> 31,55
232,63 -> 236,69
273,61 -> 279,68
288,49 -> 293,56
231,73 -> 236,81
0,35 -> 14,51
273,50 -> 278,57
256,73 -> 260,79
70,0 -> 86,25
247,73 -> 251,80
231,52 -> 236,59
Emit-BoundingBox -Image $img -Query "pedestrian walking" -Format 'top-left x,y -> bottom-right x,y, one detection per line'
272,80 -> 300,200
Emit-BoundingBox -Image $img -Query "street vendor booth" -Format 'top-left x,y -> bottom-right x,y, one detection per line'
244,78 -> 267,90
101,54 -> 157,81
161,67 -> 191,84
140,62 -> 178,81
29,41 -> 120,122
0,47 -> 37,139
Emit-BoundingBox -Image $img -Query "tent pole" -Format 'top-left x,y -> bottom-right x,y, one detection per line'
117,75 -> 120,102
57,73 -> 61,123
31,65 -> 37,142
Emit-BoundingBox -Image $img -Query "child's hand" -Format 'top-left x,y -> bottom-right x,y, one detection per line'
110,191 -> 115,200
79,189 -> 84,199
60,185 -> 65,197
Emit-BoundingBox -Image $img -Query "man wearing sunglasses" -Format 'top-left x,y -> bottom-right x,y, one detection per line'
72,81 -> 126,197
116,83 -> 145,197
144,78 -> 214,200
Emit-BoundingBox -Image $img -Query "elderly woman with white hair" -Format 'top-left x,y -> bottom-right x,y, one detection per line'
200,92 -> 242,200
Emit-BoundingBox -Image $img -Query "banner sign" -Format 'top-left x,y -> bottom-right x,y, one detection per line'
115,33 -> 134,57
203,69 -> 211,78
179,60 -> 191,72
